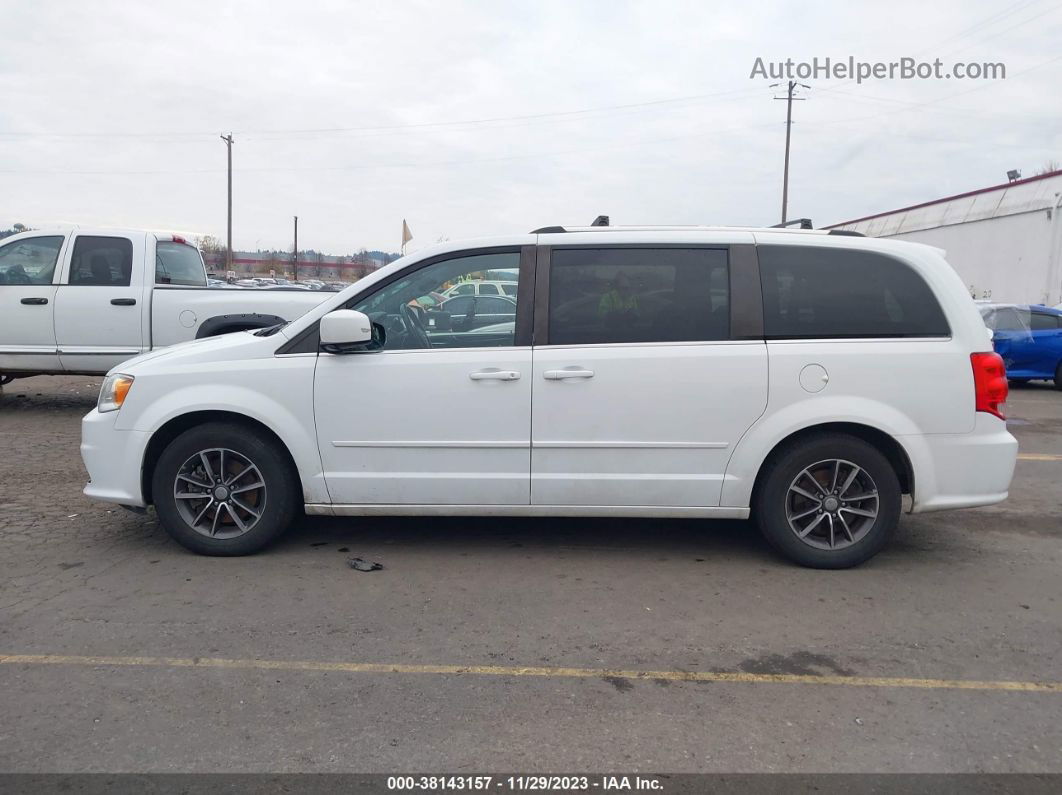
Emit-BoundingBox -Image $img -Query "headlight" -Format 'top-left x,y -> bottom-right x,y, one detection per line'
98,373 -> 134,413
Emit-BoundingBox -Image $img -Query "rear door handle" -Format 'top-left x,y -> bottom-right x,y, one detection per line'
544,368 -> 595,380
469,369 -> 521,381
111,298 -> 137,306
20,297 -> 48,305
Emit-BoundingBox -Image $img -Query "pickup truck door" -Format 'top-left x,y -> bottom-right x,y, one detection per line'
54,233 -> 148,373
0,234 -> 67,374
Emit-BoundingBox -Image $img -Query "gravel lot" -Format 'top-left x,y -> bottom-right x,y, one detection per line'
1,375 -> 1060,773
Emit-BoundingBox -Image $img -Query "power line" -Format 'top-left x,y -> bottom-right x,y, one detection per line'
0,87 -> 762,140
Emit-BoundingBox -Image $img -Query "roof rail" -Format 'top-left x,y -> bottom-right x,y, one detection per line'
590,214 -> 610,227
826,229 -> 865,237
770,218 -> 814,229
530,225 -> 567,234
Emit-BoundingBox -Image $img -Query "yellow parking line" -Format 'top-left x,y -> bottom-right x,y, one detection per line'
1017,453 -> 1062,461
1,653 -> 1060,693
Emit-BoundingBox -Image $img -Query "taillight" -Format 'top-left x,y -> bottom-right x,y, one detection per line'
971,352 -> 1008,420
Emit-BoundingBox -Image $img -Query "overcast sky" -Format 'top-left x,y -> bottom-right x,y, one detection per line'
1,0 -> 1059,254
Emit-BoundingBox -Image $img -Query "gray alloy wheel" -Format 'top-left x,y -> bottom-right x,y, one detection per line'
172,448 -> 266,539
785,459 -> 879,551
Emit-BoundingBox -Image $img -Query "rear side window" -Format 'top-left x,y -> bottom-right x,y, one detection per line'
1030,312 -> 1061,330
0,236 -> 64,285
156,242 -> 207,286
69,236 -> 133,286
547,248 -> 730,345
759,245 -> 949,339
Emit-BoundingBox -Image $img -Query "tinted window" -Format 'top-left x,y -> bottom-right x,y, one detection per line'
759,246 -> 949,339
451,283 -> 474,296
0,236 -> 64,285
548,248 -> 730,345
69,236 -> 133,286
1030,312 -> 1060,331
478,283 -> 500,295
156,241 -> 207,286
501,283 -> 518,297
442,296 -> 473,313
478,296 -> 515,312
352,251 -> 520,350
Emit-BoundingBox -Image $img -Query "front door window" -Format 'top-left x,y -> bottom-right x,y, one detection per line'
350,251 -> 521,350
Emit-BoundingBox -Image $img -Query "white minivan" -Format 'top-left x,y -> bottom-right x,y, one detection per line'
81,226 -> 1018,568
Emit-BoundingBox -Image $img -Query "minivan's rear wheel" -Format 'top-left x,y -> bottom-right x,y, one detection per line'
755,434 -> 901,569
152,423 -> 299,555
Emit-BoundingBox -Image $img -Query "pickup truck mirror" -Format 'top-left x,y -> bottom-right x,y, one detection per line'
320,309 -> 384,354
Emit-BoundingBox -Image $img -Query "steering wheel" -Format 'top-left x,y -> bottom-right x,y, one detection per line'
400,302 -> 431,349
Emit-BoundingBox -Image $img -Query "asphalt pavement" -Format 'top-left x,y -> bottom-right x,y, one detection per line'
1,376 -> 1060,773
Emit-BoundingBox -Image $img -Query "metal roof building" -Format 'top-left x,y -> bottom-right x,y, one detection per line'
826,170 -> 1062,306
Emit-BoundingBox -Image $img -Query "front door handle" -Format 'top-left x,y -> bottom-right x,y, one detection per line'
20,297 -> 48,305
469,369 -> 521,381
544,368 -> 595,380
111,298 -> 137,306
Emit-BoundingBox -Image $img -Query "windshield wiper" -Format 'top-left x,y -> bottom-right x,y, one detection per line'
254,322 -> 289,337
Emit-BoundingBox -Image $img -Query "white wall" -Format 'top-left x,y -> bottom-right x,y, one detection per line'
888,209 -> 1062,305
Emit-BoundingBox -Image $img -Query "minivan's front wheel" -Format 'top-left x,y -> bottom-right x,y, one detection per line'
755,434 -> 901,569
152,422 -> 299,555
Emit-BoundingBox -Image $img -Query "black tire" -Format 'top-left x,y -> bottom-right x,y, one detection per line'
151,422 -> 299,556
754,433 -> 901,569
1009,378 -> 1030,385
1054,362 -> 1062,391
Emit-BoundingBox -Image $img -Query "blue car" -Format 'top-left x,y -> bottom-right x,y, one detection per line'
979,303 -> 1062,389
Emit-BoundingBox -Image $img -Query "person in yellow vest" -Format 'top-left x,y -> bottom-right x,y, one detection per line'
597,272 -> 639,321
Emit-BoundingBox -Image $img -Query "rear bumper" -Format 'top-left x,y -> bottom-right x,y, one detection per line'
904,413 -> 1018,513
81,409 -> 150,507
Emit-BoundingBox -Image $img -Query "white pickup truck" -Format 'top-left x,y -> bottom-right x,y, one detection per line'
0,227 -> 332,381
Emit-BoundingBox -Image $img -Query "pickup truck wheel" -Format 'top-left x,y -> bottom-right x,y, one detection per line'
151,422 -> 298,556
754,434 -> 901,569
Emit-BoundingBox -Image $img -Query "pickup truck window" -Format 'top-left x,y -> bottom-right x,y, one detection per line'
69,236 -> 133,286
0,236 -> 65,285
156,242 -> 207,287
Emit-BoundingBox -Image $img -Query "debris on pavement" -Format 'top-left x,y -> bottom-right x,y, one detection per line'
347,557 -> 383,572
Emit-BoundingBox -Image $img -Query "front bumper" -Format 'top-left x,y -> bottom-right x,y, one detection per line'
904,413 -> 1018,513
81,409 -> 151,507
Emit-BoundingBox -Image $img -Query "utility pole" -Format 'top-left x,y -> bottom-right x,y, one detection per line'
293,216 -> 298,281
771,81 -> 809,225
220,134 -> 234,270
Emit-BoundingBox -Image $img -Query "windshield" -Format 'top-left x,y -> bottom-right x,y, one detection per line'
155,241 -> 207,286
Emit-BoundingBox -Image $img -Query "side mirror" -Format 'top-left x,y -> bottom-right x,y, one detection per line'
320,309 -> 384,354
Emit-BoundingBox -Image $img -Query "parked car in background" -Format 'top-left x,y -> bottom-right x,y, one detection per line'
435,293 -> 517,331
81,226 -> 1017,568
979,303 -> 1062,388
0,227 -> 332,380
441,279 -> 518,298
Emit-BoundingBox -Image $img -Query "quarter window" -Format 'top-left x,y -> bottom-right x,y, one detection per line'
351,251 -> 521,351
0,236 -> 64,285
547,248 -> 730,345
759,246 -> 949,339
69,236 -> 133,286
